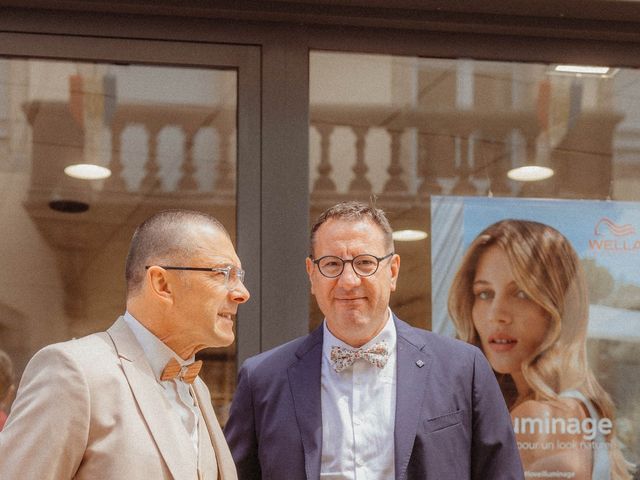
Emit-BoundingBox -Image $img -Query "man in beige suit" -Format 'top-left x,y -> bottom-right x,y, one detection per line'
0,210 -> 249,479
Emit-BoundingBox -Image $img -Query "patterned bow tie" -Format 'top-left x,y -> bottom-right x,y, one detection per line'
160,357 -> 203,384
330,341 -> 389,373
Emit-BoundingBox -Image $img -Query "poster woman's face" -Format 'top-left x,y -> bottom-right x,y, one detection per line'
471,245 -> 549,376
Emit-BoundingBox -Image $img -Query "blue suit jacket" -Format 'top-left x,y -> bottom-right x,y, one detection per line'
225,315 -> 524,479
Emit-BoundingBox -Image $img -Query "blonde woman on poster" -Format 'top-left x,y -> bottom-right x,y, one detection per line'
448,219 -> 633,480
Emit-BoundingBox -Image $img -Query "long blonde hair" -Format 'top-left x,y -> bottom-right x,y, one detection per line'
448,219 -> 632,479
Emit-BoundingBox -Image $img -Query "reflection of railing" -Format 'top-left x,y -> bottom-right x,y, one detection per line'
105,104 -> 236,196
310,104 -> 540,200
310,104 -> 621,201
24,101 -> 237,200
24,100 -> 621,205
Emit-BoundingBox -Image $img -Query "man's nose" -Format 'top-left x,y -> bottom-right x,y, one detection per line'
337,261 -> 361,287
230,281 -> 250,303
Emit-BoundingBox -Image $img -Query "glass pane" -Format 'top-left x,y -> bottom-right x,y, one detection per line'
0,58 -> 237,423
310,51 -> 639,474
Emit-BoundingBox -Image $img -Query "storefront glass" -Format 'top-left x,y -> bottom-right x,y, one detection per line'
0,58 -> 238,422
309,51 -> 639,475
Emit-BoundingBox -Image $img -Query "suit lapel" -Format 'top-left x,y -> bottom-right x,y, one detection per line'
393,317 -> 432,480
287,327 -> 323,480
192,380 -> 238,480
107,318 -> 197,480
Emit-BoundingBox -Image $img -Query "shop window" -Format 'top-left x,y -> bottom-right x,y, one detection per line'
0,58 -> 238,423
309,51 -> 639,475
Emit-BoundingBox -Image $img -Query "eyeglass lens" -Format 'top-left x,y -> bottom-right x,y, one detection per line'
317,254 -> 380,277
146,265 -> 245,290
226,266 -> 245,289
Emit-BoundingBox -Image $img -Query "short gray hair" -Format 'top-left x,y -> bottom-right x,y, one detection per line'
125,210 -> 229,296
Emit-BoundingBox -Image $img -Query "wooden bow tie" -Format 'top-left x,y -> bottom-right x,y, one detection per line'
160,357 -> 203,384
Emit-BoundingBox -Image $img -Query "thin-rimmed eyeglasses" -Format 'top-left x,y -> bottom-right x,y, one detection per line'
144,265 -> 245,290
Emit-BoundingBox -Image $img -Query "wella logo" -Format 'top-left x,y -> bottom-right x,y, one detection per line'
594,218 -> 636,237
589,217 -> 640,252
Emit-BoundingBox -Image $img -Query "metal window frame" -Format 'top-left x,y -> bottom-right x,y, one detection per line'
3,4 -> 640,362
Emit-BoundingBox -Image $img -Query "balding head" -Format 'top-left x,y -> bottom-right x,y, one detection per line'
125,210 -> 229,297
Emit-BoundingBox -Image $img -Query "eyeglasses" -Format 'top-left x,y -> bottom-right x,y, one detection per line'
145,265 -> 245,290
310,252 -> 394,278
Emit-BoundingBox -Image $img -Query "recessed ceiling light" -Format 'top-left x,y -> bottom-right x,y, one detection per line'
64,163 -> 112,180
507,166 -> 554,182
547,65 -> 620,78
392,229 -> 429,241
552,65 -> 615,76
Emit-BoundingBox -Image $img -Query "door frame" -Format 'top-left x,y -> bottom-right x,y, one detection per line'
0,33 -> 264,363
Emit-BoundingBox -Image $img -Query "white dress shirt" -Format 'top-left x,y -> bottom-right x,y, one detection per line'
320,309 -> 397,480
123,311 -> 200,453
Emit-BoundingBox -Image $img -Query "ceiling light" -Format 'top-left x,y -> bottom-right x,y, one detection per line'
64,163 -> 112,180
392,230 -> 428,241
554,65 -> 609,75
507,166 -> 554,182
551,65 -> 617,77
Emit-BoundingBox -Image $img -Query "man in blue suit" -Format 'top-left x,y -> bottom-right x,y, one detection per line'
225,201 -> 523,479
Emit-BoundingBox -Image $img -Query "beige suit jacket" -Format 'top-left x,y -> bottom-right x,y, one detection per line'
0,317 -> 238,480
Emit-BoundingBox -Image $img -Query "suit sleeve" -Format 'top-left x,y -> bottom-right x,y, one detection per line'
0,344 -> 90,479
470,349 -> 525,480
224,361 -> 262,480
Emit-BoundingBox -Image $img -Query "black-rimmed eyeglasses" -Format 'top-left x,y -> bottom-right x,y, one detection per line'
309,252 -> 394,278
145,265 -> 245,291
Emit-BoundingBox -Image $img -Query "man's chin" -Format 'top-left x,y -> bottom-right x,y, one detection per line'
331,311 -> 371,330
208,329 -> 235,348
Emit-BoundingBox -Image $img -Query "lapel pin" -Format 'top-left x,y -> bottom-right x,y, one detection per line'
416,360 -> 424,368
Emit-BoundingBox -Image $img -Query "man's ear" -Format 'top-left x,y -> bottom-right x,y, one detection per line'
146,266 -> 174,303
305,256 -> 316,295
389,254 -> 400,292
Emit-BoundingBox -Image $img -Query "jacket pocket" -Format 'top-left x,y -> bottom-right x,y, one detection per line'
424,409 -> 463,434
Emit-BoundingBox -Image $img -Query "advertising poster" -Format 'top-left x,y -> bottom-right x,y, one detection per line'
431,196 -> 639,479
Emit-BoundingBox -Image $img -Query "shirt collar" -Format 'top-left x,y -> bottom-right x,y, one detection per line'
322,308 -> 396,361
122,311 -> 195,382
